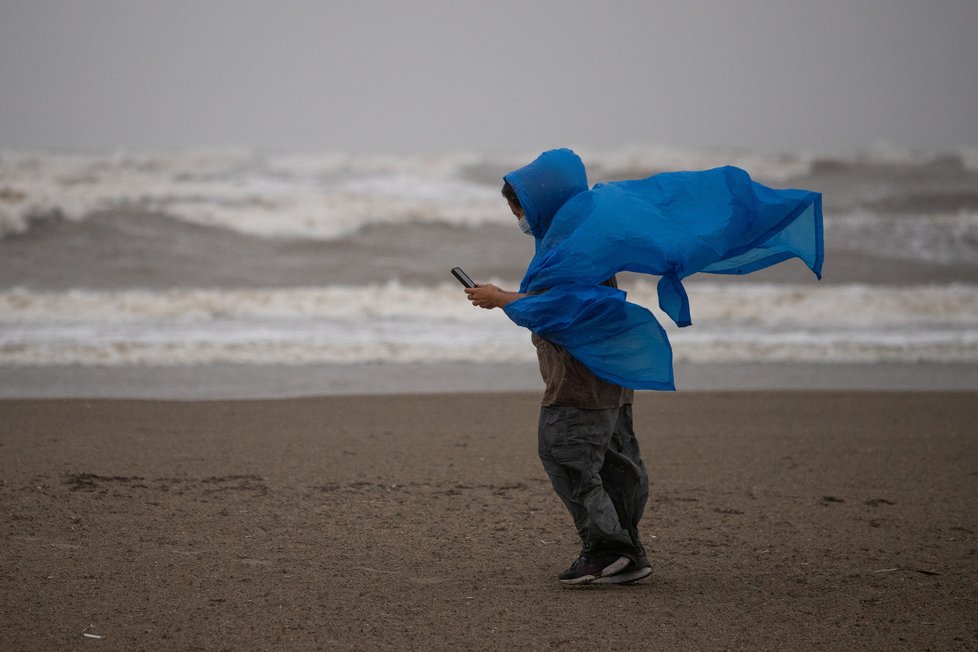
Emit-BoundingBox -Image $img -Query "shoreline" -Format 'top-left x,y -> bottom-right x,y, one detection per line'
1,361 -> 976,400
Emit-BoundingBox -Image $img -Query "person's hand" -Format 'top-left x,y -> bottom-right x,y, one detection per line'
465,284 -> 502,309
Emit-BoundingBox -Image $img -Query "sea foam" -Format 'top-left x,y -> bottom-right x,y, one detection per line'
2,282 -> 975,366
2,144 -> 973,235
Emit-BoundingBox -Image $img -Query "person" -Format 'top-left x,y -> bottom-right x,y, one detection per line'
463,148 -> 823,587
465,182 -> 653,587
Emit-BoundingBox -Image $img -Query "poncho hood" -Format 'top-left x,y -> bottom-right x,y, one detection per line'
502,148 -> 588,239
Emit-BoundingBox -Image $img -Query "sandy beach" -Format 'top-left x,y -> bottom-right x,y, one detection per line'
2,391 -> 976,650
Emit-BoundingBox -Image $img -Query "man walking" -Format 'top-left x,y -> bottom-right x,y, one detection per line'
465,157 -> 652,585
464,148 -> 822,586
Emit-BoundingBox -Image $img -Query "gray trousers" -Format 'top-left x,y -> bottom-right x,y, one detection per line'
538,404 -> 649,565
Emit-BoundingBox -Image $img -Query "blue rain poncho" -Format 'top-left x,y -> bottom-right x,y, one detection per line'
501,148 -> 823,391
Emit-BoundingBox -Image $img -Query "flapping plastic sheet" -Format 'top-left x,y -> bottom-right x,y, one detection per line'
502,148 -> 823,390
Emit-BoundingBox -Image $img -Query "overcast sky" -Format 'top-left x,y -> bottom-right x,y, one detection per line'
1,0 -> 976,155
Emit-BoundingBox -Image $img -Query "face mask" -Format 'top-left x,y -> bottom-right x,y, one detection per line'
517,216 -> 533,235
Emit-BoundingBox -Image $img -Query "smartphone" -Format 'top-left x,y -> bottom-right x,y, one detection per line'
451,266 -> 476,288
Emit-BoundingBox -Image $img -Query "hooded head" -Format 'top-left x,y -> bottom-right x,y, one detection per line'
502,148 -> 588,239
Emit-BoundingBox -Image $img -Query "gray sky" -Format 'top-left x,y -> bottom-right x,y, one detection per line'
1,0 -> 976,155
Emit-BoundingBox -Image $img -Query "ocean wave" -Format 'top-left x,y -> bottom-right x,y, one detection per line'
1,282 -> 975,366
3,324 -> 973,366
669,329 -> 978,364
861,191 -> 978,214
0,282 -> 493,322
0,149 -> 504,239
3,282 -> 977,326
825,211 -> 978,265
4,144 -> 977,243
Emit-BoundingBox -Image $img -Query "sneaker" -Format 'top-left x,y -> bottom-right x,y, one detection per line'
558,554 -> 631,585
591,563 -> 652,585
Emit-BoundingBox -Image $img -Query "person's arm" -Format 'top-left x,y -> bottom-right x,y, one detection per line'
464,284 -> 527,310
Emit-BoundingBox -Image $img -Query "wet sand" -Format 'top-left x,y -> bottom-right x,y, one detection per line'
3,362 -> 977,400
2,392 -> 976,650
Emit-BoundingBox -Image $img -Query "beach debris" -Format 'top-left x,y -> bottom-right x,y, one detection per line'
82,633 -> 103,639
872,567 -> 942,576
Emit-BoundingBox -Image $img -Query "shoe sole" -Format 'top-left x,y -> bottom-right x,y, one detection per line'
558,556 -> 631,586
591,565 -> 653,585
